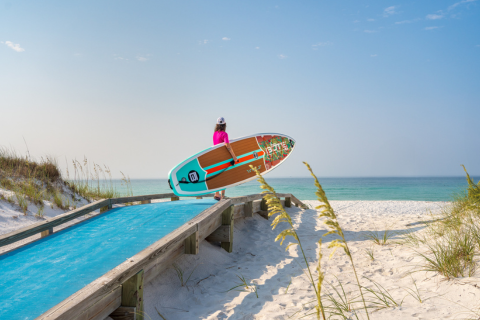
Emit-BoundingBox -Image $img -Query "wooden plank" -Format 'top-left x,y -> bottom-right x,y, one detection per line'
171,196 -> 179,201
260,198 -> 268,211
193,200 -> 232,240
0,199 -> 109,248
205,225 -> 231,242
110,193 -> 216,205
196,197 -> 202,199
119,270 -> 143,320
140,200 -> 151,204
285,197 -> 291,208
184,231 -> 198,254
220,205 -> 234,253
110,306 -> 136,320
71,286 -> 121,320
143,241 -> 184,284
41,227 -> 54,238
38,222 -> 197,320
244,201 -> 253,218
290,195 -> 307,209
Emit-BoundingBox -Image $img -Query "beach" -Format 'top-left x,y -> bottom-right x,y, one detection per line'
135,200 -> 479,320
3,197 -> 480,319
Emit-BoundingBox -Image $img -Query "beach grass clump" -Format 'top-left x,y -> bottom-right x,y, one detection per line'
407,166 -> 480,280
0,146 -> 133,215
65,158 -> 125,201
364,229 -> 396,246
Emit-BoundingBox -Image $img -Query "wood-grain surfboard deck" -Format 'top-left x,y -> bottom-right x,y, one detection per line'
168,133 -> 295,196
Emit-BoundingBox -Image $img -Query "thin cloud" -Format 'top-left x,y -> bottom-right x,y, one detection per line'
449,0 -> 476,10
425,26 -> 440,30
2,41 -> 25,52
199,39 -> 209,45
222,37 -> 230,41
353,20 -> 361,23
278,54 -> 287,59
113,54 -> 128,61
383,6 -> 397,17
395,20 -> 412,24
426,13 -> 444,20
255,47 -> 260,49
371,54 -> 378,57
367,18 -> 376,22
364,30 -> 378,33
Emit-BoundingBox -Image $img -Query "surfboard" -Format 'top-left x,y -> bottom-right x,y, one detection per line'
168,133 -> 296,197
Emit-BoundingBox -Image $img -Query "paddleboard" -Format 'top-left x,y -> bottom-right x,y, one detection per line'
168,133 -> 296,196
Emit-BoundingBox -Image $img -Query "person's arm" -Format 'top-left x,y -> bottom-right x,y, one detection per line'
225,142 -> 238,163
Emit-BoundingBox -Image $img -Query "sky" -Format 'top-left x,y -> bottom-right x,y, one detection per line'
1,0 -> 479,179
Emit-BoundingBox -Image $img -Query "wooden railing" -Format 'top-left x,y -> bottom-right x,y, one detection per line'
0,192 -> 306,320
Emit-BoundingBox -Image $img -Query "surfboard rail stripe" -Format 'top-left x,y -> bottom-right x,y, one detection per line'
205,149 -> 264,175
206,154 -> 265,177
203,149 -> 263,171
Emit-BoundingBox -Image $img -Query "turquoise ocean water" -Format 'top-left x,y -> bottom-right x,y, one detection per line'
117,177 -> 479,201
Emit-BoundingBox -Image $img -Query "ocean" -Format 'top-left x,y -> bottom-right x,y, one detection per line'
115,177 -> 478,201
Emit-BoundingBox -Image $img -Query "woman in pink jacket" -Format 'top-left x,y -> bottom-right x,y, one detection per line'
213,117 -> 238,200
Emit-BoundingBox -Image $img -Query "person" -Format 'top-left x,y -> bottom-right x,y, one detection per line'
213,117 -> 238,200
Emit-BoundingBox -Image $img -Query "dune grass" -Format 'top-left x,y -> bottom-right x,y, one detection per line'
0,147 -> 133,215
403,166 -> 480,280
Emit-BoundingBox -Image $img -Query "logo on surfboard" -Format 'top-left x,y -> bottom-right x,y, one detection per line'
188,170 -> 200,183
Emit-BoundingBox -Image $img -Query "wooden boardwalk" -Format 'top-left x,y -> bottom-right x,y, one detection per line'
0,192 -> 306,320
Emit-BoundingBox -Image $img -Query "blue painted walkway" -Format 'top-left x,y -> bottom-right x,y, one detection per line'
0,199 -> 216,320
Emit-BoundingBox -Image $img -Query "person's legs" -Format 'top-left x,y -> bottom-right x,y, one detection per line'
214,191 -> 221,200
221,190 -> 225,199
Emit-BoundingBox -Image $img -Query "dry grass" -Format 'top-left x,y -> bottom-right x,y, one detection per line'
0,147 -> 133,215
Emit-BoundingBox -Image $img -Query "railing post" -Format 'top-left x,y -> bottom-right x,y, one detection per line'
259,198 -> 269,220
100,200 -> 112,213
171,196 -> 179,201
244,201 -> 253,218
196,196 -> 203,199
285,197 -> 291,208
140,200 -> 151,204
111,269 -> 144,320
221,205 -> 234,253
185,231 -> 199,254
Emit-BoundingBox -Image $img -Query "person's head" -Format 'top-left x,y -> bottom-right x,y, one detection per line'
215,117 -> 227,132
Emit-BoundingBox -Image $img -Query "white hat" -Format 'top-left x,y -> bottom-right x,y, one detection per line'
217,117 -> 226,124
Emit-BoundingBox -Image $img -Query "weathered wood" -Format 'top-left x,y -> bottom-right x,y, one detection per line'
244,201 -> 253,218
194,200 -> 232,240
285,197 -> 291,208
110,306 -> 136,320
143,240 -> 185,283
205,225 -> 231,242
41,227 -> 54,238
171,196 -> 179,201
184,231 -> 199,254
196,197 -> 202,199
0,199 -> 109,248
260,198 -> 268,211
38,222 -> 196,320
220,205 -> 234,253
110,193 -> 215,205
140,200 -> 151,204
71,286 -> 122,320
119,270 -> 143,320
290,195 -> 307,209
100,204 -> 112,213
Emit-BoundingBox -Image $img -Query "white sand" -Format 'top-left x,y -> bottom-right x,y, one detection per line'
143,200 -> 480,320
3,198 -> 480,319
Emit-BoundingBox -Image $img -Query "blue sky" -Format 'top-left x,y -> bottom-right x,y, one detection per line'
1,0 -> 479,178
